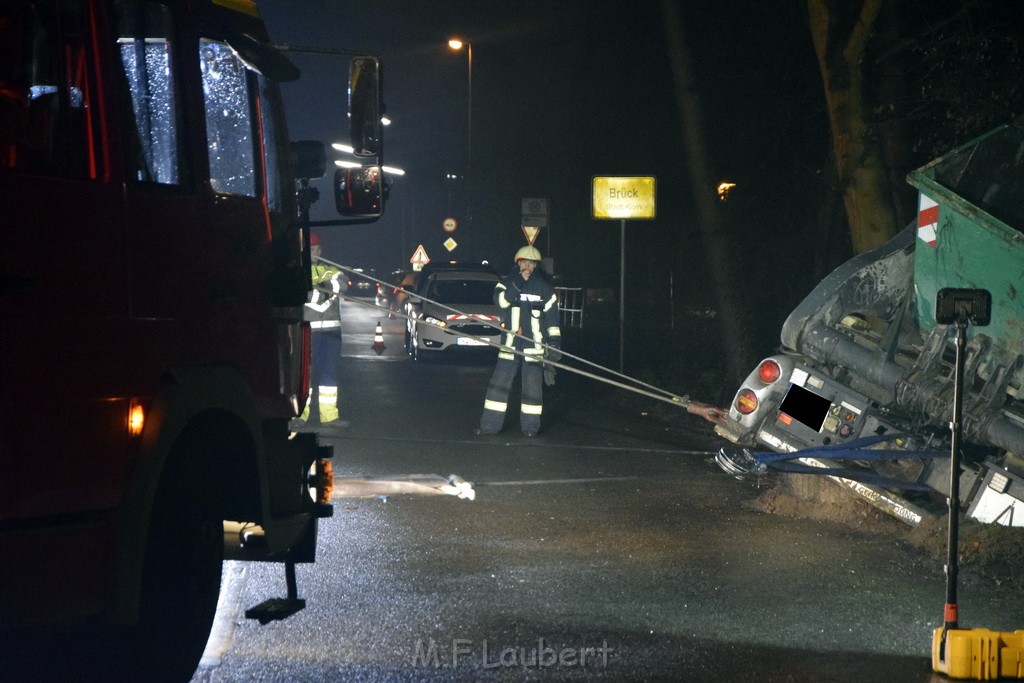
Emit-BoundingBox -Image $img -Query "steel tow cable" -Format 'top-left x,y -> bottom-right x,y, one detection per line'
313,259 -> 725,422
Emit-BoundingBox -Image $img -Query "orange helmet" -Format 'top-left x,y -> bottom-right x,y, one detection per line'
310,232 -> 322,246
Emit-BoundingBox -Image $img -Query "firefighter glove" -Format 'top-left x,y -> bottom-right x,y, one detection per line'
544,341 -> 562,363
544,366 -> 556,387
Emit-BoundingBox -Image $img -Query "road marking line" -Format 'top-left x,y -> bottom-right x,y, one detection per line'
480,476 -> 640,486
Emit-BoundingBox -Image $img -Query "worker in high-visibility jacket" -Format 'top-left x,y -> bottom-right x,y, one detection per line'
475,245 -> 561,437
300,232 -> 348,427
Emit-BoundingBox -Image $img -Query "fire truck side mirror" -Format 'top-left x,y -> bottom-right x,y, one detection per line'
334,166 -> 383,219
349,57 -> 382,158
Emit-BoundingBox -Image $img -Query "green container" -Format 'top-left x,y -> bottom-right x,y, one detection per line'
907,117 -> 1024,361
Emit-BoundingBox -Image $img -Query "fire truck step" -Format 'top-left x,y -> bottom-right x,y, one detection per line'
244,559 -> 305,624
245,597 -> 306,624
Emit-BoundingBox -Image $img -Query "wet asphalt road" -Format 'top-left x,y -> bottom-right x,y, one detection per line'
191,298 -> 1021,682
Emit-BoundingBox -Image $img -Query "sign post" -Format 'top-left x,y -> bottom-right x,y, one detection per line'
592,176 -> 656,372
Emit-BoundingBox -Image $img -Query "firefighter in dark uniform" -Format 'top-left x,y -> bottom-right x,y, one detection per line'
475,245 -> 561,437
299,232 -> 348,427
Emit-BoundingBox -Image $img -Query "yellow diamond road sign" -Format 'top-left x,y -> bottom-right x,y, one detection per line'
443,237 -> 457,252
592,176 -> 656,220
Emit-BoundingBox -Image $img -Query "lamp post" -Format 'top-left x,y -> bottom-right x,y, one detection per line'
447,38 -> 472,180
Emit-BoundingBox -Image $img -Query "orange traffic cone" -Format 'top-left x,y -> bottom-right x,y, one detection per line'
372,321 -> 386,354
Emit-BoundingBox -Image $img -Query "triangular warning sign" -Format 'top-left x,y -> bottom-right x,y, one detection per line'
522,225 -> 541,245
410,244 -> 430,265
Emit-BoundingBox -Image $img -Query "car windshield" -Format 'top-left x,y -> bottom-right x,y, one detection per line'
429,278 -> 495,305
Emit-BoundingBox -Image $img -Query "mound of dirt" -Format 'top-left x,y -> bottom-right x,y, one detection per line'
749,477 -> 907,535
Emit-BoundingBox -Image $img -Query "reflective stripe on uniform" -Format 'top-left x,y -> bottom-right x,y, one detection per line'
522,403 -> 543,415
307,267 -> 344,313
496,282 -> 512,308
498,352 -> 516,360
310,320 -> 341,329
484,399 -> 507,412
318,385 -> 339,422
530,314 -> 543,345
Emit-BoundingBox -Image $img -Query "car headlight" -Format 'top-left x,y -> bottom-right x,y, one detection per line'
424,316 -> 446,328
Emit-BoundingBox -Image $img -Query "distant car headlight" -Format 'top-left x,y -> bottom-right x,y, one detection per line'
424,316 -> 446,328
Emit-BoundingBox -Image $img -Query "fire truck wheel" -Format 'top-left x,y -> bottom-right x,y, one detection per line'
125,441 -> 224,681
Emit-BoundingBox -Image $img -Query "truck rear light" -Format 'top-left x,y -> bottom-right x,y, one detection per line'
308,458 -> 334,504
736,389 -> 758,415
757,360 -> 782,384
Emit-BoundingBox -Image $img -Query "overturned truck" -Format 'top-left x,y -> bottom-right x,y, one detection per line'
716,117 -> 1024,526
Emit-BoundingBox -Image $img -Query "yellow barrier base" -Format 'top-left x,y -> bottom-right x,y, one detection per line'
932,627 -> 1024,680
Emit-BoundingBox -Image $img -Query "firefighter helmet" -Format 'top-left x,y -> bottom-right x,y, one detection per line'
514,245 -> 542,263
310,232 -> 322,246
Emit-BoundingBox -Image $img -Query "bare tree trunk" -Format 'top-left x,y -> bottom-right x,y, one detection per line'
807,0 -> 897,253
874,2 -> 915,228
660,0 -> 749,385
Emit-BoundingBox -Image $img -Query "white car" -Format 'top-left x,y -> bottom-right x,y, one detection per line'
405,264 -> 502,361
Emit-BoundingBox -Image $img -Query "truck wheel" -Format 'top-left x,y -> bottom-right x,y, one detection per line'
124,441 -> 224,681
21,442 -> 226,682
2,474 -> 221,683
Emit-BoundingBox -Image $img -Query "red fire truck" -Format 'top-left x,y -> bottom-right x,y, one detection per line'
0,0 -> 384,678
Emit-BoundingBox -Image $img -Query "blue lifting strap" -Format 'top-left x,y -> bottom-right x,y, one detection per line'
750,433 -> 947,490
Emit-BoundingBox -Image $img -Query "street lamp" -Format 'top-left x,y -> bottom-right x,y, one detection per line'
447,37 -> 472,180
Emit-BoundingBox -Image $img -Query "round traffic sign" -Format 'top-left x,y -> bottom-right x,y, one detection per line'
443,217 -> 457,233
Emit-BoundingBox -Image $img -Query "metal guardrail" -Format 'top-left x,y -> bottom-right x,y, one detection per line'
555,286 -> 584,329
